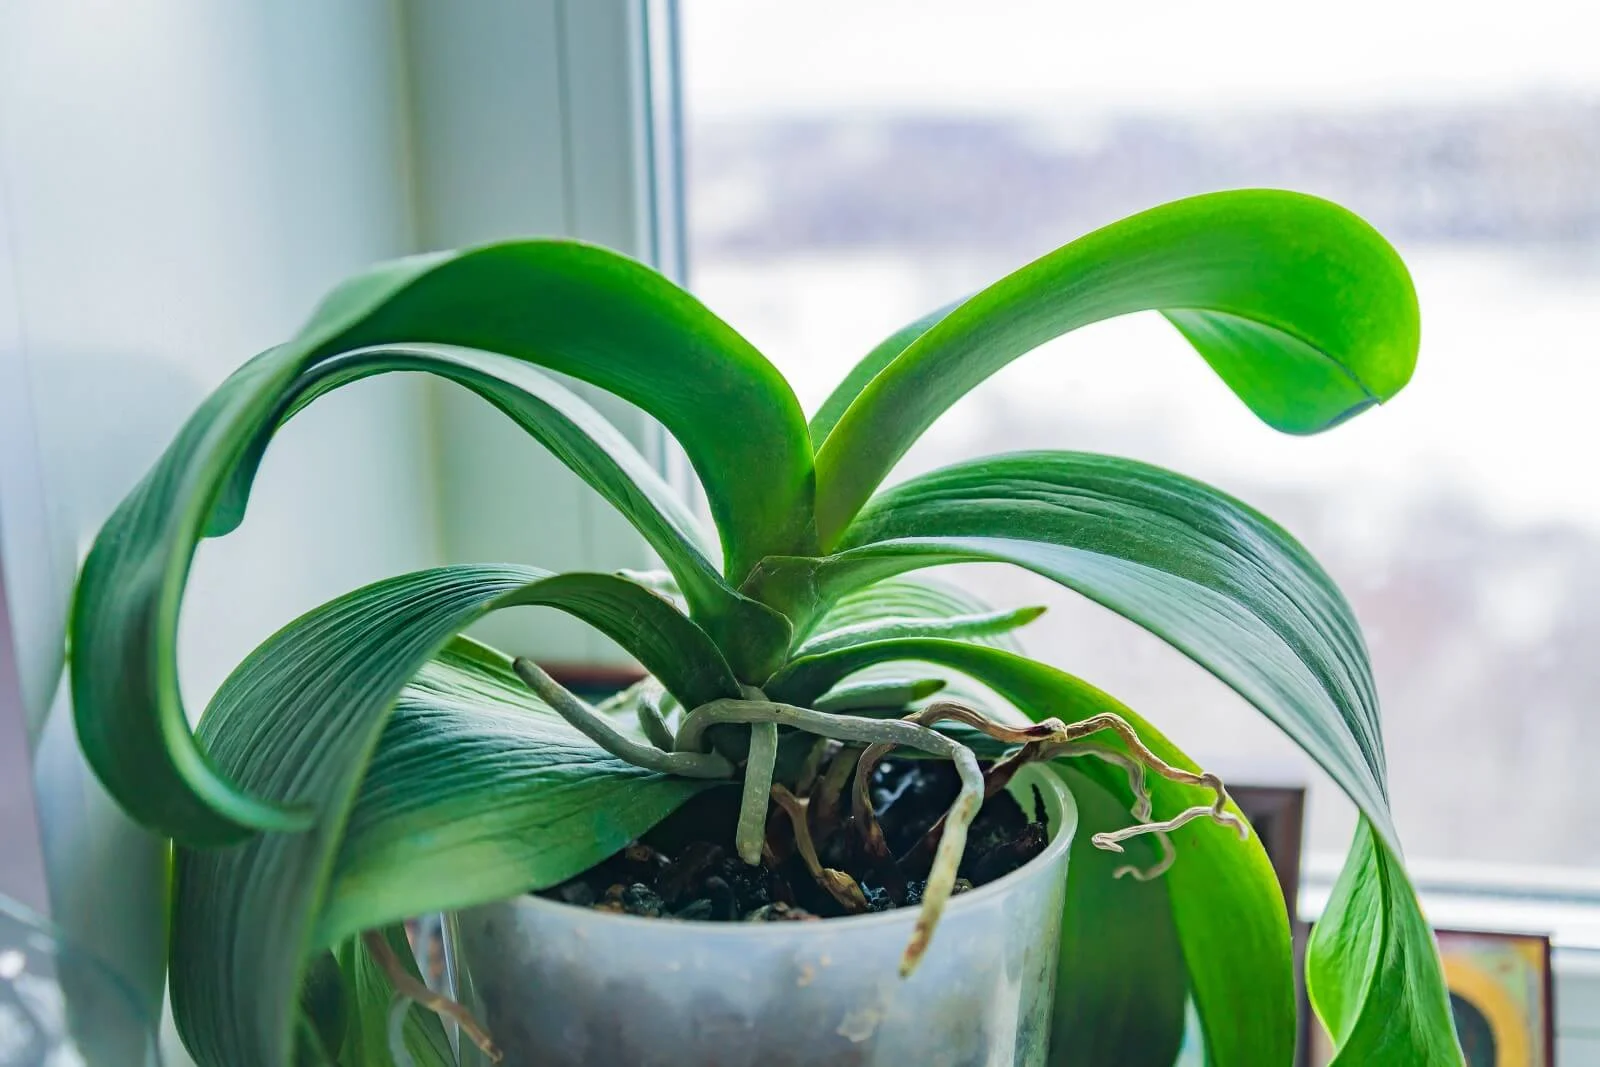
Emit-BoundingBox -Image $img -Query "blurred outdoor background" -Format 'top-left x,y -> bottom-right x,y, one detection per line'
681,0 -> 1600,881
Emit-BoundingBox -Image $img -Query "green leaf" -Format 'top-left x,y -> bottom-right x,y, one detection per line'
792,574 -> 1034,653
318,639 -> 716,946
1307,823 -> 1463,1065
812,189 -> 1418,543
811,677 -> 946,713
295,951 -> 348,1066
777,448 -> 1459,1063
1050,766 -> 1186,1067
293,242 -> 816,576
71,240 -> 810,843
794,604 -> 1044,658
826,451 -> 1389,837
169,566 -> 731,1067
243,347 -> 717,614
241,345 -> 792,678
766,635 -> 1293,1065
808,300 -> 959,443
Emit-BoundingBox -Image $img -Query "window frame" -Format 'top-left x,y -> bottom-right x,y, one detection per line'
665,3 -> 1600,1051
400,0 -> 694,668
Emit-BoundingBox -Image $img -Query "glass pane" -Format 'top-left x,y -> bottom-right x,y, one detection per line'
681,1 -> 1600,878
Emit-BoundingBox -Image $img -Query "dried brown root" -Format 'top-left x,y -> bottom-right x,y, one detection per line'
849,738 -> 910,900
362,929 -> 501,1063
1038,713 -> 1249,880
881,701 -> 1246,883
891,702 -> 1070,868
1055,740 -> 1153,822
809,743 -> 860,843
770,784 -> 869,913
850,743 -> 896,864
673,696 -> 983,977
794,736 -> 836,796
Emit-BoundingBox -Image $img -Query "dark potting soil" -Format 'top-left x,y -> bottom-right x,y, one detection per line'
535,757 -> 1049,922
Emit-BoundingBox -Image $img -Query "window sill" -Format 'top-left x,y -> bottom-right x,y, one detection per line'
1301,855 -> 1600,1050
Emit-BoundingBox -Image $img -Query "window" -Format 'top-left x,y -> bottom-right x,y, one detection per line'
680,2 -> 1600,897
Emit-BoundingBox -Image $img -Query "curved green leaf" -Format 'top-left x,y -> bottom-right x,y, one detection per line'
247,343 -> 792,676
169,566 -> 733,1067
72,239 -> 808,843
807,451 -> 1388,833
764,448 -> 1459,1063
1051,765 -> 1187,1067
812,189 -> 1418,543
794,603 -> 1044,658
318,640 -> 717,945
296,951 -> 348,1066
929,646 -> 1294,1067
811,676 -> 946,713
245,345 -> 720,605
287,241 -> 816,573
337,926 -> 453,1067
794,574 -> 1033,653
1308,823 -> 1462,1065
808,300 -> 959,443
766,636 -> 1292,1065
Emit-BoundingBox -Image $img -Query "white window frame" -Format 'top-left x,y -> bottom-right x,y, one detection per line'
401,0 -> 692,669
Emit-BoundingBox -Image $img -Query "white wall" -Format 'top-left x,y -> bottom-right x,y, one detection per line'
0,0 -> 439,1023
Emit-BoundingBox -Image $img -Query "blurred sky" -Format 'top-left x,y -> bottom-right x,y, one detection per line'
684,0 -> 1600,116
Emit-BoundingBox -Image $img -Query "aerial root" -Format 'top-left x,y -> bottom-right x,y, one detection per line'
363,929 -> 501,1063
1038,713 -> 1249,880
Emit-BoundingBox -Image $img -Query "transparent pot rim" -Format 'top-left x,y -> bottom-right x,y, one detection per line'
491,761 -> 1078,938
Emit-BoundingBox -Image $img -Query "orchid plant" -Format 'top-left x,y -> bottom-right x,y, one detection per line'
71,189 -> 1462,1065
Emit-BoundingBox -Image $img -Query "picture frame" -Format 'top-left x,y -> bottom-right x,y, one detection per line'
1229,785 -> 1313,1067
1310,927 -> 1555,1066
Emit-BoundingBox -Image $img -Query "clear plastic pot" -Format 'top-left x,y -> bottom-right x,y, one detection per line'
0,895 -> 160,1066
446,763 -> 1075,1067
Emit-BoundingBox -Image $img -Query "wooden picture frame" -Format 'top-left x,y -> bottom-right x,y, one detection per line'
1309,927 -> 1555,1065
1229,785 -> 1312,1067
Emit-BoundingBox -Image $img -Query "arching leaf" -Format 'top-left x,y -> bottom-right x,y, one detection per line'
808,300 -> 958,443
772,451 -> 1387,832
336,925 -> 453,1067
170,566 -> 732,1067
788,573 -> 1034,654
247,344 -> 791,676
794,604 -> 1044,659
813,190 -> 1418,542
758,447 -> 1459,1063
1308,823 -> 1463,1065
72,240 -> 808,843
317,640 -> 719,946
1051,765 -> 1188,1067
293,242 -> 816,575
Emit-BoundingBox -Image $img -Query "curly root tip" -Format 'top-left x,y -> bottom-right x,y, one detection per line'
1086,769 -> 1249,881
1038,714 -> 1250,882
